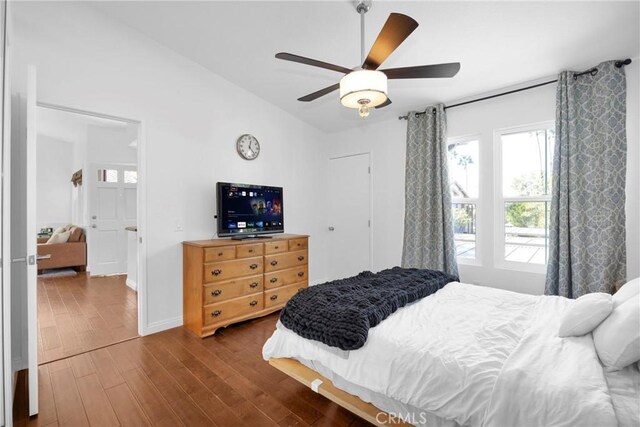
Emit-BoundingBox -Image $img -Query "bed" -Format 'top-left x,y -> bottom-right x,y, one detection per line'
263,279 -> 640,427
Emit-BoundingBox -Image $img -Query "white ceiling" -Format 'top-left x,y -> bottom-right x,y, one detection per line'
92,1 -> 640,133
37,106 -> 132,145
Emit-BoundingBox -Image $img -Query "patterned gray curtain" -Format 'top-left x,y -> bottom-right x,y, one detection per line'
402,105 -> 459,277
545,60 -> 627,298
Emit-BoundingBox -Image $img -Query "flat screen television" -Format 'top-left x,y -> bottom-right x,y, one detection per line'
216,182 -> 284,238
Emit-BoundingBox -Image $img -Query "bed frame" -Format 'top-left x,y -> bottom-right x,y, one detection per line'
269,358 -> 412,427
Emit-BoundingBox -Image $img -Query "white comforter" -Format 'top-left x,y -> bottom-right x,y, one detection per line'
263,282 -> 620,427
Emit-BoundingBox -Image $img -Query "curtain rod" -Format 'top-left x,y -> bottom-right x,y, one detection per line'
398,58 -> 632,120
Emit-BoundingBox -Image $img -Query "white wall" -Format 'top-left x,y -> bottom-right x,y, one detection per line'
326,61 -> 640,295
86,124 -> 137,165
36,135 -> 74,231
11,2 -> 328,335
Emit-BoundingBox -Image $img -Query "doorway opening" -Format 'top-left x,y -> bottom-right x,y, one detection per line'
35,104 -> 141,364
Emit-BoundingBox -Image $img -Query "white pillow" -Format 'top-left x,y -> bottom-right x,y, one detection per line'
558,293 -> 613,337
46,230 -> 71,244
593,296 -> 640,371
613,278 -> 640,308
52,224 -> 71,235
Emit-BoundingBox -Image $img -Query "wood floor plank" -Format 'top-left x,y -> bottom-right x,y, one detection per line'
69,353 -> 96,379
105,383 -> 152,427
76,374 -> 120,426
49,367 -> 89,426
38,273 -> 138,364
89,348 -> 125,389
16,312 -> 376,427
121,368 -> 183,427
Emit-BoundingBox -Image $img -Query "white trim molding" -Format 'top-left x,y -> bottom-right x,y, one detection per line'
143,315 -> 183,336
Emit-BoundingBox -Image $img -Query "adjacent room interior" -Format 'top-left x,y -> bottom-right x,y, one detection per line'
35,106 -> 140,364
0,1 -> 638,426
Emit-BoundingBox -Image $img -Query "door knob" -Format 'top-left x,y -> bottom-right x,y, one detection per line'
328,226 -> 335,231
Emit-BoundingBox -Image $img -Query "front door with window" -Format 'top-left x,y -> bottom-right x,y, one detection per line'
88,163 -> 137,276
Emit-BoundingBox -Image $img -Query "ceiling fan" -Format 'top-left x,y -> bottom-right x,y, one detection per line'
275,0 -> 460,118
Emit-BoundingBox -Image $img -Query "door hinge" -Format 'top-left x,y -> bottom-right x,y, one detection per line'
368,166 -> 371,174
368,219 -> 371,228
28,255 -> 36,265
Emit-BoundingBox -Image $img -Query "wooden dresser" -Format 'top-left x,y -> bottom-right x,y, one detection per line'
182,234 -> 309,337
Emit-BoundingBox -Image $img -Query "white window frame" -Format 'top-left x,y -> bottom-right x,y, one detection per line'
493,121 -> 554,273
447,134 -> 482,266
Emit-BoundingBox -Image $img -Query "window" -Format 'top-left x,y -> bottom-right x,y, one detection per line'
124,170 -> 138,184
496,123 -> 554,269
448,136 -> 480,262
97,168 -> 118,183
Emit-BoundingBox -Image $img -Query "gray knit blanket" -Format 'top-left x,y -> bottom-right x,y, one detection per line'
280,267 -> 458,350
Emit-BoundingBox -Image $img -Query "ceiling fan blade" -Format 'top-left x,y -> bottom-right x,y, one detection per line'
363,13 -> 418,70
298,83 -> 340,102
276,52 -> 352,74
382,63 -> 461,79
375,98 -> 392,109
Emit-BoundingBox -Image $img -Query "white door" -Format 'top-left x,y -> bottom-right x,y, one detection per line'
88,164 -> 136,276
327,153 -> 371,280
10,66 -> 38,415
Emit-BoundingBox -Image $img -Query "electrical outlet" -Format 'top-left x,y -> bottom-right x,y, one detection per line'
175,219 -> 184,232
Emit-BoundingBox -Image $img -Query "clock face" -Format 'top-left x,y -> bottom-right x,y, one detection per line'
236,134 -> 260,160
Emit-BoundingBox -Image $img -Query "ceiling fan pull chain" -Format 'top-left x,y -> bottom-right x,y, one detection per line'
360,7 -> 365,65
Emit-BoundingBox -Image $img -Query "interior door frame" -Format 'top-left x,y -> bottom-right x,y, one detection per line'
1,0 -> 10,423
35,102 -> 149,336
328,152 -> 374,272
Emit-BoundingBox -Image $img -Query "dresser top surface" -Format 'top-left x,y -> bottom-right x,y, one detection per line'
183,234 -> 308,248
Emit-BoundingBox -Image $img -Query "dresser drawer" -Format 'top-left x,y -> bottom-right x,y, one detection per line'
264,265 -> 308,290
203,256 -> 263,283
203,274 -> 263,305
264,283 -> 307,308
204,246 -> 236,262
264,250 -> 308,272
264,241 -> 288,255
204,293 -> 264,326
288,238 -> 308,251
236,243 -> 263,258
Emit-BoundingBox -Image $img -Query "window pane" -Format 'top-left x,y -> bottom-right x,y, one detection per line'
504,201 -> 549,264
98,169 -> 118,183
124,170 -> 138,184
502,129 -> 554,197
453,203 -> 476,259
448,139 -> 479,198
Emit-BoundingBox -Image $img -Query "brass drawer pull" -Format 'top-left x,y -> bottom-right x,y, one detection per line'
218,252 -> 223,256
270,278 -> 278,283
248,249 -> 254,253
212,289 -> 222,297
298,256 -> 305,261
249,300 -> 258,307
270,295 -> 278,301
297,272 -> 304,277
270,260 -> 278,266
212,310 -> 222,317
250,264 -> 258,270
274,246 -> 279,249
250,282 -> 259,288
212,269 -> 222,276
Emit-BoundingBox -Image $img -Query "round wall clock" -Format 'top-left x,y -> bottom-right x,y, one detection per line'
236,134 -> 260,160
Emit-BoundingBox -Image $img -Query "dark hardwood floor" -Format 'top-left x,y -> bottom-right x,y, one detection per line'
15,313 -> 373,427
37,272 -> 138,364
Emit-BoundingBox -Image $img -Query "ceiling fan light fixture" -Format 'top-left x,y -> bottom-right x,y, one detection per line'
339,70 -> 388,110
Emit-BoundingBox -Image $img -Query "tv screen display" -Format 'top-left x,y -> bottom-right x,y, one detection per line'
217,182 -> 284,237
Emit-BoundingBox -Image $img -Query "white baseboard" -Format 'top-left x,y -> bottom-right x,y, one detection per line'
125,278 -> 137,291
142,315 -> 183,336
310,278 -> 328,286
